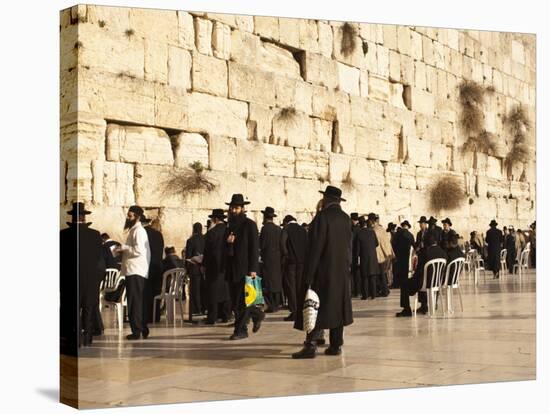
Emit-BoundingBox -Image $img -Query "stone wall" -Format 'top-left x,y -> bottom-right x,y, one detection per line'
60,5 -> 536,251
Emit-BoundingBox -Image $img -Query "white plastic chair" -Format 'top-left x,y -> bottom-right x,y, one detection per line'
407,246 -> 415,279
443,258 -> 465,315
100,274 -> 126,331
464,249 -> 476,281
513,248 -> 530,279
413,258 -> 447,317
499,249 -> 507,275
99,268 -> 120,293
153,268 -> 187,324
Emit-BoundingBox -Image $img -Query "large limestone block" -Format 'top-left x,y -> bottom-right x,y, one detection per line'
431,144 -> 450,170
350,96 -> 385,130
230,29 -> 261,63
337,63 -> 360,96
106,124 -> 174,165
318,21 -> 334,57
486,178 -> 509,198
208,135 -> 237,172
168,46 -> 192,90
212,21 -> 231,60
359,70 -> 369,97
332,22 -> 364,67
302,53 -> 338,89
228,62 -> 276,106
66,160 -> 93,203
199,170 -> 247,209
247,175 -> 286,212
254,16 -> 279,41
410,88 -> 435,116
248,104 -> 274,143
329,153 -> 352,182
154,83 -> 189,130
274,77 -> 313,114
517,198 -> 535,221
144,39 -> 168,83
299,19 -> 320,53
415,167 -> 435,191
194,18 -> 213,55
129,7 -> 178,44
385,191 -> 412,218
284,178 -> 324,213
384,162 -> 402,187
158,208 -> 194,252
272,110 -> 312,148
355,184 -> 386,215
397,26 -> 412,56
400,164 -> 417,190
510,181 -> 530,200
311,118 -> 332,152
279,17 -> 300,49
333,123 -> 356,155
86,5 -> 130,32
204,13 -> 236,28
186,92 -> 248,139
102,161 -> 135,206
375,45 -> 390,78
476,175 -> 488,198
264,144 -> 295,177
486,156 -> 503,179
410,30 -> 423,60
350,158 -> 384,186
389,83 -> 407,109
236,139 -> 265,175
177,11 -> 195,50
405,136 -> 431,168
61,112 -> 106,162
234,15 -> 254,32
497,198 -> 517,220
356,128 -> 399,162
260,43 -> 301,79
368,74 -> 390,102
295,149 -> 329,180
512,40 -> 525,64
192,52 -> 228,97
470,197 -> 497,220
382,24 -> 398,50
400,55 -> 414,85
388,50 -> 401,82
172,133 -> 209,169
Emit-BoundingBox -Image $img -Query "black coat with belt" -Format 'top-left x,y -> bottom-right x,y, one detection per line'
356,226 -> 380,277
203,222 -> 230,304
185,233 -> 205,278
260,221 -> 283,293
224,215 -> 260,283
485,228 -> 503,272
394,228 -> 415,278
281,222 -> 308,264
294,203 -> 353,331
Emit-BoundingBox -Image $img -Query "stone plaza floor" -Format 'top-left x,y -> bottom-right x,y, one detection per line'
74,270 -> 536,408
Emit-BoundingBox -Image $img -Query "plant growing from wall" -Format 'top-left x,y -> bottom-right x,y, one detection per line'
429,175 -> 465,212
458,80 -> 497,155
161,161 -> 216,199
277,107 -> 297,122
340,22 -> 357,57
504,104 -> 531,170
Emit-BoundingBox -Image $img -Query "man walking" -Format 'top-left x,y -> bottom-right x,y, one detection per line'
260,207 -> 283,313
372,213 -> 393,297
142,217 -> 165,324
116,206 -> 151,340
486,220 -> 503,279
292,185 -> 353,358
356,214 -> 380,300
224,194 -> 263,340
394,220 -> 416,317
185,223 -> 206,315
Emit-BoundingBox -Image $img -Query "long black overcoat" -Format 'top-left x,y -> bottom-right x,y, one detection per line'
394,228 -> 415,278
294,203 -> 353,331
485,227 -> 503,272
203,222 -> 230,304
260,221 -> 283,293
356,226 -> 381,277
224,215 -> 260,283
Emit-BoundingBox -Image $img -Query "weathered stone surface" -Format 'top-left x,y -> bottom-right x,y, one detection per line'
248,103 -> 274,143
173,133 -> 209,168
186,92 -> 248,139
510,181 -> 530,200
228,62 -> 276,106
274,77 -> 313,114
66,160 -> 93,202
497,198 -> 518,219
302,52 -> 338,88
106,124 -> 174,165
278,17 -> 300,49
487,177 -> 509,198
230,29 -> 261,63
144,39 -> 167,83
384,162 -> 402,187
329,153 -> 352,182
194,18 -> 213,55
167,46 -> 192,90
337,63 -> 360,96
260,43 -> 301,79
130,8 -> 178,44
208,136 -> 237,172
235,15 -> 254,32
311,118 -> 332,152
350,97 -> 385,130
400,164 -> 417,189
102,161 -> 135,206
486,156 -> 503,179
295,149 -> 329,180
410,88 -> 435,116
254,16 -> 279,41
247,175 -> 286,212
199,170 -> 246,209
356,128 -> 399,161
236,139 -> 265,175
299,19 -> 320,53
389,83 -> 407,109
177,11 -> 195,50
385,190 -> 412,218
158,208 -> 194,251
284,177 -> 324,212
192,52 -> 228,97
272,110 -> 312,148
405,137 -> 431,168
333,123 -> 356,155
332,22 -> 364,67
264,144 -> 295,177
368,74 -> 390,102
397,26 -> 412,56
153,83 -> 188,130
350,158 -> 384,186
61,112 -> 106,162
212,21 -> 231,60
318,21 -> 333,57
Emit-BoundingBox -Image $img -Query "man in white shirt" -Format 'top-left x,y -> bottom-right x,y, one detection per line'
115,205 -> 152,340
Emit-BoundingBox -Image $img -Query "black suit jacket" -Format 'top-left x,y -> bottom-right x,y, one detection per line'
224,215 -> 259,283
281,222 -> 308,265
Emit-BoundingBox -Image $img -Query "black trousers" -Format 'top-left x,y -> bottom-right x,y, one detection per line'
207,300 -> 231,324
351,264 -> 361,297
377,272 -> 389,296
126,275 -> 147,336
367,274 -> 378,299
400,277 -> 427,309
229,279 -> 264,335
190,273 -> 203,314
265,291 -> 282,311
80,305 -> 94,339
283,262 -> 303,316
306,326 -> 344,348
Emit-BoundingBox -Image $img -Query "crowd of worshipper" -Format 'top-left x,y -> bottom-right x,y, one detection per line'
60,185 -> 536,359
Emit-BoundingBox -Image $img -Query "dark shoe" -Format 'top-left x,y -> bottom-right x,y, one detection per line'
252,312 -> 265,333
395,309 -> 413,317
292,344 -> 316,359
198,319 -> 216,325
314,338 -> 326,346
126,333 -> 141,340
229,332 -> 248,340
264,307 -> 275,313
416,306 -> 428,315
324,346 -> 342,356
91,329 -> 103,336
283,313 -> 295,322
142,327 -> 150,339
361,295 -> 367,300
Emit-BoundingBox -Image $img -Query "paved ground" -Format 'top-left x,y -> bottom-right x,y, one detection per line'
74,270 -> 536,408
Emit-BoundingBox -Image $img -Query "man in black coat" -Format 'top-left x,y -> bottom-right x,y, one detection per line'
224,194 -> 263,340
505,226 -> 517,274
281,214 -> 308,322
60,203 -> 104,353
356,215 -> 380,300
350,213 -> 361,297
293,185 -> 353,359
394,220 -> 415,317
415,216 -> 428,250
142,217 -> 165,323
185,222 -> 205,315
486,220 -> 504,278
162,246 -> 184,273
428,216 -> 443,245
201,209 -> 231,325
440,218 -> 458,250
260,207 -> 283,313
101,233 -> 121,270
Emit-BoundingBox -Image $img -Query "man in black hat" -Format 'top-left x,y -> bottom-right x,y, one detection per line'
162,246 -> 184,273
440,218 -> 457,251
486,219 -> 503,279
115,205 -> 151,340
185,222 -> 205,316
224,194 -> 263,340
281,214 -> 308,322
350,213 -> 361,298
142,216 -> 165,324
260,206 -> 283,313
293,185 -> 353,358
428,216 -> 443,246
60,202 -> 105,353
356,213 -> 380,300
415,216 -> 428,250
202,209 -> 231,324
394,220 -> 415,316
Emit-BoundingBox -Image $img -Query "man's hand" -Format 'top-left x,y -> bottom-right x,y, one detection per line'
249,271 -> 257,279
227,232 -> 235,243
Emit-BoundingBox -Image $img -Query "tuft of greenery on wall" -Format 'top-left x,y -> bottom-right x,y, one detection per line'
429,175 -> 465,212
340,22 -> 357,57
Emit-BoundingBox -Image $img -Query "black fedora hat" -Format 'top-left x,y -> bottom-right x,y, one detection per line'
428,216 -> 438,225
417,215 -> 428,223
442,217 -> 452,226
128,205 -> 145,217
208,208 -> 227,220
67,202 -> 91,216
319,185 -> 346,201
164,246 -> 176,255
225,193 -> 250,206
261,206 -> 277,217
367,212 -> 377,221
489,219 -> 498,227
401,220 -> 411,228
283,214 -> 297,224
350,212 -> 359,220
386,222 -> 396,232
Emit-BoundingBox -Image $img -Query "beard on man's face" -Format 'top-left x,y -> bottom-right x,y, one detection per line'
124,217 -> 137,230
